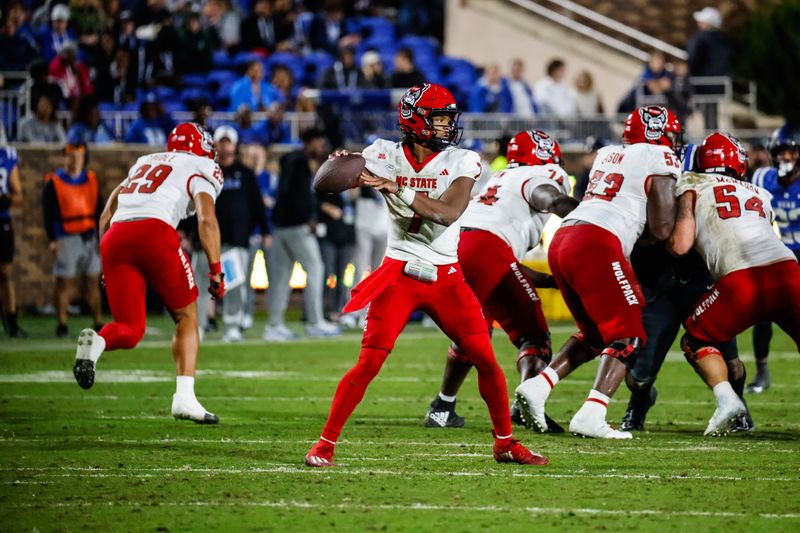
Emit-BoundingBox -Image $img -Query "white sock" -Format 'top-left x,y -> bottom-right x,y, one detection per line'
712,381 -> 736,401
90,334 -> 106,364
541,367 -> 560,389
438,392 -> 457,403
586,389 -> 610,413
176,376 -> 196,398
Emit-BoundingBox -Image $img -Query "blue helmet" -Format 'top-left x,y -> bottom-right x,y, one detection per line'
768,124 -> 800,169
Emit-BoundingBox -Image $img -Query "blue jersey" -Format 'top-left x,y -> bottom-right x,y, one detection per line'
0,146 -> 18,219
752,166 -> 800,252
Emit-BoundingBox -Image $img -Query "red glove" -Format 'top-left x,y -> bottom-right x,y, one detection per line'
208,262 -> 226,300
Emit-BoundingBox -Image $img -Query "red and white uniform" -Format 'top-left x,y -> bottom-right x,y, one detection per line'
112,151 -> 223,228
99,151 -> 223,351
462,164 -> 570,260
549,143 -> 679,348
455,164 -> 570,347
362,139 -> 482,265
566,143 -> 681,256
678,172 -> 800,348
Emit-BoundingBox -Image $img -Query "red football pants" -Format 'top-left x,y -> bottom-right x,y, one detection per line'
99,219 -> 198,351
321,258 -> 513,441
458,229 -> 549,347
548,223 -> 646,348
686,259 -> 800,350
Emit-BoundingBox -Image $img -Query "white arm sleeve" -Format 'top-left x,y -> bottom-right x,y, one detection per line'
189,175 -> 218,201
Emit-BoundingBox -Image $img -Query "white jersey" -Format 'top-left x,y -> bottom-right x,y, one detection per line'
111,151 -> 223,229
564,143 -> 681,257
676,172 -> 795,279
460,164 -> 571,260
362,139 -> 482,264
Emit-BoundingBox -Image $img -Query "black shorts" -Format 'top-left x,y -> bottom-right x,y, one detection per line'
0,218 -> 13,264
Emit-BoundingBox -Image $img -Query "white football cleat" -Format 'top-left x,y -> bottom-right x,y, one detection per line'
73,328 -> 105,390
240,314 -> 254,330
515,376 -> 551,433
262,324 -> 299,342
704,394 -> 746,436
569,404 -> 632,439
306,320 -> 341,338
171,394 -> 219,424
222,327 -> 244,343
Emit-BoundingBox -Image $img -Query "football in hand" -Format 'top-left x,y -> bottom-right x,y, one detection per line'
314,154 -> 366,193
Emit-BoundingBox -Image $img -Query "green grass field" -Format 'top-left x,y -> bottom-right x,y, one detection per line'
1,316 -> 799,532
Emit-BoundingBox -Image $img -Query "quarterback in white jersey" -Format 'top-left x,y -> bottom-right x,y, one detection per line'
306,84 -> 546,468
72,123 -> 226,425
669,133 -> 800,435
516,106 -> 683,440
422,130 -> 579,431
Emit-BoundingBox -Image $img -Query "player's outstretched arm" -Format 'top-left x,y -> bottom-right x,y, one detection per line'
360,171 -> 473,226
99,184 -> 123,240
667,192 -> 696,256
528,184 -> 579,218
646,174 -> 677,240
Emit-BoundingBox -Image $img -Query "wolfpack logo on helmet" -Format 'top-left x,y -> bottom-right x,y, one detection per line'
531,131 -> 556,160
401,84 -> 431,120
639,106 -> 668,141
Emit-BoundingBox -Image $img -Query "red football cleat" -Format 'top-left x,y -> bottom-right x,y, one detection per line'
493,437 -> 548,465
305,439 -> 337,467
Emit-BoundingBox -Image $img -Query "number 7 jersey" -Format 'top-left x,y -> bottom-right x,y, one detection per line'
111,151 -> 224,229
676,171 -> 794,279
362,139 -> 482,264
564,143 -> 681,257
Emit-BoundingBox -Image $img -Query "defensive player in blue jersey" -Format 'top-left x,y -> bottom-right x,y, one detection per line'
749,125 -> 800,393
0,145 -> 25,337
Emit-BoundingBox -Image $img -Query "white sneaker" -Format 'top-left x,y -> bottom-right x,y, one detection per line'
306,321 -> 341,338
222,327 -> 244,343
73,328 -> 105,390
339,313 -> 358,329
241,315 -> 254,330
171,394 -> 219,424
262,324 -> 299,342
704,394 -> 747,436
569,403 -> 632,439
515,376 -> 551,433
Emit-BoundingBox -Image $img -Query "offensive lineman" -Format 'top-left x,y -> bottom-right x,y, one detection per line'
72,122 -> 226,423
422,130 -> 577,430
515,105 -> 682,439
305,83 -> 546,467
670,132 -> 800,435
748,125 -> 800,393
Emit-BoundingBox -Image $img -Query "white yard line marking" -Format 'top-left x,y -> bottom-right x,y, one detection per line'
4,465 -> 798,483
9,498 -> 799,519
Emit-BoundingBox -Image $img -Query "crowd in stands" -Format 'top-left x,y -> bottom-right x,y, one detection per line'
0,0 -> 737,146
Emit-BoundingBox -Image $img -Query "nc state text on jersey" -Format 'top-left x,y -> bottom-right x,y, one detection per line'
396,176 -> 438,189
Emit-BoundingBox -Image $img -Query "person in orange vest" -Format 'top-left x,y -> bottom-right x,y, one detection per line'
42,143 -> 103,338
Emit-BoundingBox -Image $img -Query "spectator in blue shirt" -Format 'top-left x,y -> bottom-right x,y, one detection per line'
67,96 -> 115,144
0,1 -> 38,70
469,63 -> 512,113
124,95 -> 173,145
263,102 -> 292,144
36,4 -> 77,63
228,60 -> 283,112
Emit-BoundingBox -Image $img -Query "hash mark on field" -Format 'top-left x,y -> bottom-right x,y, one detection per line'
8,498 -> 800,519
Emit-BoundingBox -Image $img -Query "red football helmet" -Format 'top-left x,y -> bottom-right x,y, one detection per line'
506,130 -> 562,167
398,83 -> 462,150
623,105 -> 682,149
697,132 -> 748,178
167,122 -> 216,159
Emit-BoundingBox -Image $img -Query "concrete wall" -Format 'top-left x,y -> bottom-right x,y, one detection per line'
444,0 -> 644,113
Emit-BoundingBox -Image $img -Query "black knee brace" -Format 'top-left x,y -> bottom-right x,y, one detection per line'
600,337 -> 641,370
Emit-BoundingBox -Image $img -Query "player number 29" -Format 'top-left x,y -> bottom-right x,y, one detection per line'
120,164 -> 173,195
